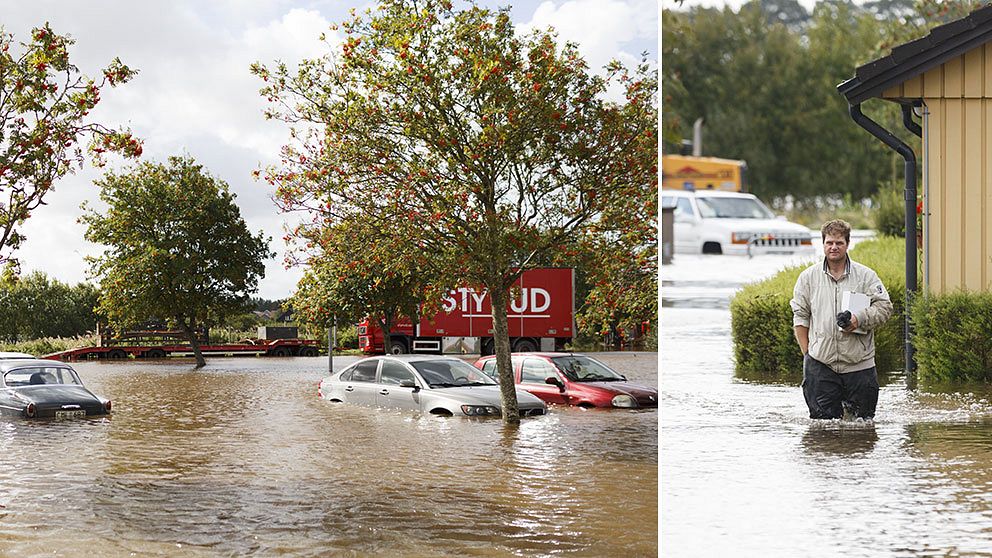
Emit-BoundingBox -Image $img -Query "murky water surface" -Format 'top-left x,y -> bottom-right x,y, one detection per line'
0,353 -> 657,557
663,242 -> 992,557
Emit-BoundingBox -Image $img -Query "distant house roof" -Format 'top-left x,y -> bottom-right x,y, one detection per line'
254,309 -> 293,322
838,5 -> 992,104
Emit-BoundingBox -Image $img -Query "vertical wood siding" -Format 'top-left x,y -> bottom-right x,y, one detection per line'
880,47 -> 992,292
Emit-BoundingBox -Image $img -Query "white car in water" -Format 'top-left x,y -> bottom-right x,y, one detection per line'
661,189 -> 814,256
318,355 -> 547,418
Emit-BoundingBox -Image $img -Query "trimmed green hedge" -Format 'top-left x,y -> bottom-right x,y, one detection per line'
730,236 -> 908,382
911,292 -> 992,383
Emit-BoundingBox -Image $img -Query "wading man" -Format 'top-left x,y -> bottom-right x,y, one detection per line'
790,220 -> 893,420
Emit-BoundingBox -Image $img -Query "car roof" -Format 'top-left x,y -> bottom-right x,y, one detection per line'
0,352 -> 37,360
364,355 -> 467,363
0,359 -> 72,373
481,352 -> 581,359
664,190 -> 757,199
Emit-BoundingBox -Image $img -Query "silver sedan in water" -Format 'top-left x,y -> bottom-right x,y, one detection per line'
318,355 -> 547,417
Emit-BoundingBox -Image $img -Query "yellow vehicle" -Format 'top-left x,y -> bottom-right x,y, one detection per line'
662,155 -> 748,192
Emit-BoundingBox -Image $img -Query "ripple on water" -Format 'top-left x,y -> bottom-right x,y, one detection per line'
0,354 -> 657,557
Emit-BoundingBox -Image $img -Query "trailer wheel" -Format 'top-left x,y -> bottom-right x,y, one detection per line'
512,338 -> 538,353
481,338 -> 495,356
299,347 -> 318,357
107,349 -> 127,360
271,347 -> 290,357
145,349 -> 166,359
388,338 -> 408,354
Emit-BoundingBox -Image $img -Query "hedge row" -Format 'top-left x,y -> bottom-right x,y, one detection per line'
730,236 -> 908,382
912,292 -> 992,383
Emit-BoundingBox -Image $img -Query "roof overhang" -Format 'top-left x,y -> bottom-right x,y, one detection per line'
838,5 -> 992,104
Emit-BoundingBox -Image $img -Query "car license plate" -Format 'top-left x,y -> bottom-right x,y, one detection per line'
55,410 -> 86,419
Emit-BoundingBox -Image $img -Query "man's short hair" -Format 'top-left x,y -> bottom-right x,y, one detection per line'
821,219 -> 851,243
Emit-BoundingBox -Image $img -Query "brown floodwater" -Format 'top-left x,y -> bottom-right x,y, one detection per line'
663,242 -> 992,556
0,352 -> 658,557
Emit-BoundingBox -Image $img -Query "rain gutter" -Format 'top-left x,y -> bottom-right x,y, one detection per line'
848,103 -> 917,377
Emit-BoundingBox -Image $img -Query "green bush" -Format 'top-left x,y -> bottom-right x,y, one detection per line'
730,236 -> 907,382
912,292 -> 992,383
336,325 -> 358,349
872,180 -> 905,237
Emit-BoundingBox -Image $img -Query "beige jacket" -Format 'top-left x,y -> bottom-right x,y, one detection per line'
790,257 -> 893,373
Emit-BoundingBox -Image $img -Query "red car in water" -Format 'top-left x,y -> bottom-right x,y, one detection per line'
473,353 -> 658,409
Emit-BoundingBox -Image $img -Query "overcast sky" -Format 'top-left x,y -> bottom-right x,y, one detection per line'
3,0 -> 657,300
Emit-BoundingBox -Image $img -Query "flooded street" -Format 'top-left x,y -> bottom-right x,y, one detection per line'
0,353 -> 657,557
662,244 -> 992,557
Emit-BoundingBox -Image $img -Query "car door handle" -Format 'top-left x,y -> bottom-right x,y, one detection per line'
344,386 -> 354,392
379,389 -> 389,395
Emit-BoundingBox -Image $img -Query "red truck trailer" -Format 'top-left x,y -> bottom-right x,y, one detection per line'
43,338 -> 322,362
358,268 -> 575,356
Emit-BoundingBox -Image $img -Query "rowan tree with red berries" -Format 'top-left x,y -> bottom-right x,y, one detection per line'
253,0 -> 657,422
289,212 -> 434,351
0,23 -> 142,269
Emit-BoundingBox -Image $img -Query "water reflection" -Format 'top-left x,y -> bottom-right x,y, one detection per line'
800,422 -> 879,456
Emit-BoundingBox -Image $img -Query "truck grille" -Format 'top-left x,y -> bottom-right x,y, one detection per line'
749,235 -> 810,247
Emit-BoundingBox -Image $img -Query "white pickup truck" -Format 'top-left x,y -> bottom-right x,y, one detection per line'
661,190 -> 813,255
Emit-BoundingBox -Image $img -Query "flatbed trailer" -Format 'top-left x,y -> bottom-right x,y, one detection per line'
42,338 -> 321,362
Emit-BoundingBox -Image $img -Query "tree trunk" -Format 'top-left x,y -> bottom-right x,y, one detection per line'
490,287 -> 520,423
181,320 -> 206,368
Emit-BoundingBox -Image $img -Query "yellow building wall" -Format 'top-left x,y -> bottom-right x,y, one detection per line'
881,44 -> 992,292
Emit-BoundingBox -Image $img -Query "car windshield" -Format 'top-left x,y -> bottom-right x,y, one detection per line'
696,196 -> 774,219
551,356 -> 625,382
412,360 -> 497,388
4,367 -> 82,387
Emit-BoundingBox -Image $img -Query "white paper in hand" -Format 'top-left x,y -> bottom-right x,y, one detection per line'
841,291 -> 869,334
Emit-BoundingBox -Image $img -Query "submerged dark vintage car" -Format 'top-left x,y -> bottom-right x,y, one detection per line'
0,353 -> 112,419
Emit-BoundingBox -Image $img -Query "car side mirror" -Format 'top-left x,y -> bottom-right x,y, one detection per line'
545,377 -> 565,392
399,379 -> 420,392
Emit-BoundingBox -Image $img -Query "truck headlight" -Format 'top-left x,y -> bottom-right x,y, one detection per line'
731,232 -> 753,244
461,405 -> 501,416
611,394 -> 637,408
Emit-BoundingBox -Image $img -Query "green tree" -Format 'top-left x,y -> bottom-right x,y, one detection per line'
81,156 -> 272,368
14,272 -> 100,339
0,23 -> 141,268
0,272 -> 99,342
254,0 -> 657,421
289,214 -> 430,353
664,1 -> 907,204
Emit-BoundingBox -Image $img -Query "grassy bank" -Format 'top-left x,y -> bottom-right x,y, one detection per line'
730,236 -> 908,382
0,335 -> 98,356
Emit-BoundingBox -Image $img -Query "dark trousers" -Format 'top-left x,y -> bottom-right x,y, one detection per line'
802,355 -> 879,419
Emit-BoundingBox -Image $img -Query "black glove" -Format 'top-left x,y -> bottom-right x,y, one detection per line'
836,310 -> 852,329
